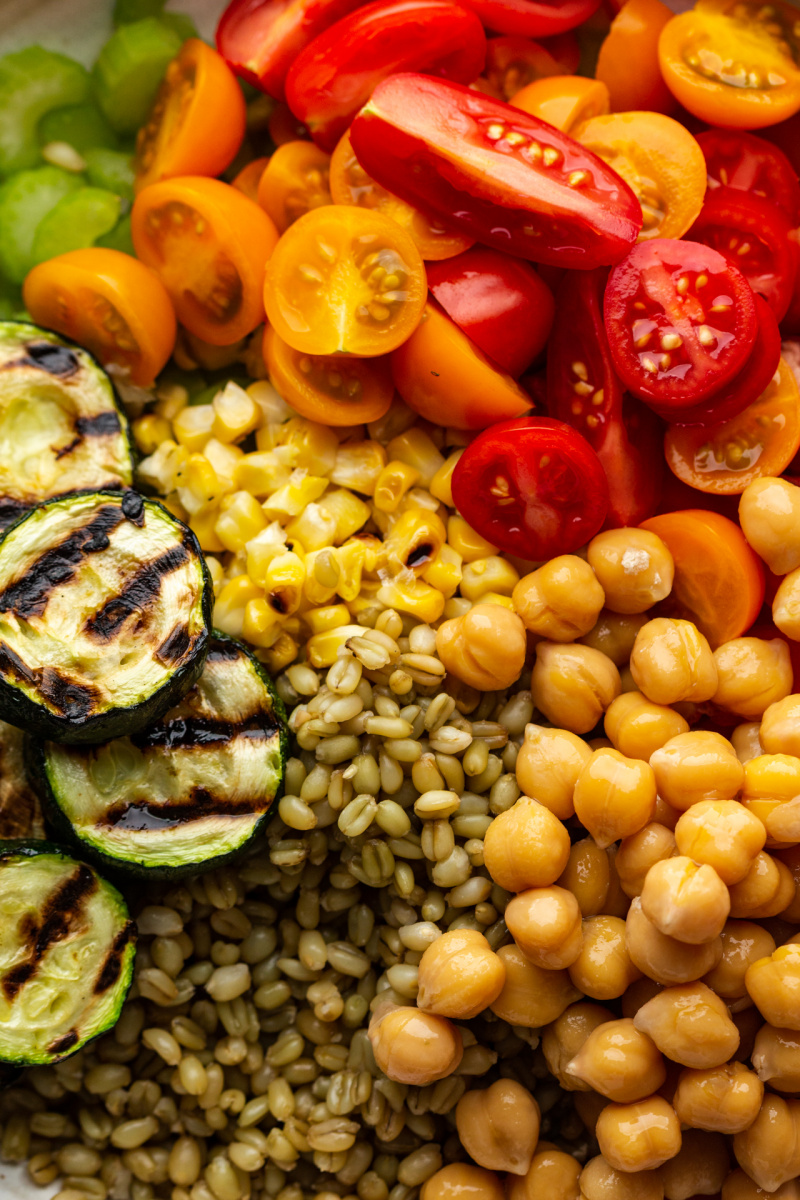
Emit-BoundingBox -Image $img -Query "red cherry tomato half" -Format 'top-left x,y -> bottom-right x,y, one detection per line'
216,0 -> 363,101
426,247 -> 555,377
458,0 -> 601,38
697,129 -> 800,224
604,238 -> 758,411
687,187 -> 797,323
451,415 -> 609,560
482,36 -> 565,101
350,74 -> 643,270
285,0 -> 487,152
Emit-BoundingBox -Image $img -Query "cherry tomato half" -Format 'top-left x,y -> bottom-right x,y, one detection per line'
264,205 -> 427,356
135,40 -> 246,193
697,128 -> 800,224
390,300 -> 531,429
511,75 -> 610,135
131,176 -> 279,345
263,325 -> 394,425
640,509 -> 765,647
457,0 -> 601,38
285,0 -> 487,153
451,416 -> 609,560
604,238 -> 758,410
350,74 -> 643,270
232,156 -> 270,203
483,36 -> 566,101
426,247 -> 555,377
22,248 -> 176,387
257,140 -> 331,233
595,0 -> 677,116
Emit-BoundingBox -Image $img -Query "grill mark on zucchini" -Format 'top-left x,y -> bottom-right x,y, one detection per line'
156,623 -> 191,664
47,1030 -> 79,1057
39,670 -> 100,720
104,786 -> 263,831
2,864 -> 97,1000
121,491 -> 145,526
84,539 -> 192,642
132,711 -> 279,751
55,411 -> 122,461
2,343 -> 81,378
94,922 -> 136,995
206,640 -> 243,663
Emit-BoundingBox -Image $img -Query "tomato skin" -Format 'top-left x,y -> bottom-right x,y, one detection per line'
350,74 -> 643,270
216,0 -> 364,101
457,0 -> 601,38
232,156 -> 270,203
511,75 -> 610,135
483,36 -> 565,101
284,0 -> 487,153
452,416 -> 609,560
426,247 -> 554,377
696,129 -> 800,225
596,0 -> 677,116
263,325 -> 394,424
256,140 -> 331,232
655,472 -> 740,521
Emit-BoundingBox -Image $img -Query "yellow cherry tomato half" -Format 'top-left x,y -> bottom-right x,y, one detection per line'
22,247 -> 176,387
596,0 -> 677,115
510,74 -> 610,134
264,205 -> 427,357
257,140 -> 332,233
573,111 -> 707,241
232,156 -> 270,204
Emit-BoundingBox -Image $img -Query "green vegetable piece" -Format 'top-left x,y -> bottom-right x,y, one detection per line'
93,18 -> 183,135
0,47 -> 91,176
83,147 -> 135,200
0,273 -> 23,323
0,166 -> 84,284
39,103 -> 118,153
113,0 -> 166,24
31,188 -> 122,266
158,13 -> 200,40
96,214 -> 135,256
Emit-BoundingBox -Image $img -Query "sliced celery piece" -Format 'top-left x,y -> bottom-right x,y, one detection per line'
93,18 -> 183,135
0,166 -> 84,283
0,47 -> 91,176
31,187 -> 122,266
83,147 -> 135,201
39,103 -> 118,153
96,214 -> 135,256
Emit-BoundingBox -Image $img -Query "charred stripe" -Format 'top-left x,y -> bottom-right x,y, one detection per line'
0,499 -> 30,530
102,787 -> 266,831
155,623 -> 192,665
206,641 -> 243,663
93,921 -> 136,995
132,712 -> 279,751
39,669 -> 100,720
2,865 -> 97,1000
84,541 -> 191,641
47,1029 -> 80,1057
55,411 -> 122,460
3,343 -> 81,378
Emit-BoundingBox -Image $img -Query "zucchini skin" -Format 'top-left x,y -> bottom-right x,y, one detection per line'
0,490 -> 213,744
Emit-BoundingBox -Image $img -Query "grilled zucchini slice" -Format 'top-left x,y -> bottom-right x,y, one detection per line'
0,322 -> 133,529
35,636 -> 288,876
0,841 -> 135,1065
0,489 -> 212,743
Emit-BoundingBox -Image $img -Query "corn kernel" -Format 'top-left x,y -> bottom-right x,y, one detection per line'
138,440 -> 188,494
374,461 -> 421,513
480,592 -> 516,609
154,382 -> 189,421
159,490 -> 188,522
381,509 -> 447,574
173,404 -> 215,452
132,412 -> 171,455
246,522 -> 290,586
387,427 -> 445,487
261,632 -> 298,672
377,577 -> 445,623
263,551 -> 305,616
212,381 -> 261,443
429,450 -> 465,508
317,489 -> 371,543
262,471 -> 328,520
201,437 -> 243,488
461,556 -> 520,602
330,441 -> 387,495
336,541 -> 366,602
447,515 -> 500,562
214,575 -> 263,637
234,451 -> 291,497
248,379 -> 292,426
215,491 -> 268,553
423,544 -> 463,599
205,555 -> 224,587
281,417 -> 339,474
286,504 -> 337,552
307,625 -> 366,668
304,604 -> 351,634
176,454 -> 223,516
190,506 -> 226,553
303,549 -> 339,605
242,598 -> 283,647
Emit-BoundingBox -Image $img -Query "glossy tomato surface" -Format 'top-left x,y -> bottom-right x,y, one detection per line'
697,128 -> 800,223
458,0 -> 601,38
350,74 -> 643,270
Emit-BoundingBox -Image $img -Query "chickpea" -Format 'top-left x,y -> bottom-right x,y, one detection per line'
674,800 -> 765,886
512,556 -> 605,641
436,602 -> 527,692
732,1005 -> 766,1066
766,795 -> 800,844
514,724 -> 592,821
742,755 -> 800,848
640,856 -> 730,945
773,568 -> 800,640
579,1155 -> 664,1200
731,720 -> 764,764
573,748 -> 657,849
739,475 -> 800,575
421,1164 -> 504,1200
566,1017 -> 666,1103
722,1167 -> 800,1200
703,921 -> 777,1002
761,693 -> 800,757
368,1003 -> 463,1084
649,731 -> 745,812
673,1061 -> 763,1134
712,637 -> 793,719
490,943 -> 582,1028
531,642 -> 621,735
626,897 -> 723,986
596,1095 -> 681,1173
508,1147 -> 582,1200
604,843 -> 632,918
455,1080 -> 539,1175
604,691 -> 689,762
505,887 -> 583,970
630,617 -> 718,706
633,982 -> 740,1069
579,610 -> 650,666
659,1128 -> 729,1200
417,930 -> 505,1020
729,851 -> 793,919
621,976 -> 664,1019
483,797 -> 571,894
746,942 -> 800,1029
542,1001 -> 615,1091
568,915 -> 641,1001
732,1094 -> 800,1193
616,824 -> 677,899
653,795 -> 681,831
777,845 -> 800,922
557,838 -> 610,917
586,528 -> 674,614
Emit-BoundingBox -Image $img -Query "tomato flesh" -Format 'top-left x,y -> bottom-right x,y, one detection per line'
263,324 -> 394,424
697,128 -> 800,224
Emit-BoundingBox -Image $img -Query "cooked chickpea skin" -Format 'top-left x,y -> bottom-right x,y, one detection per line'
729,851 -> 792,919
739,475 -> 800,575
455,1080 -> 540,1175
542,1001 -> 615,1091
674,800 -> 766,886
579,1155 -> 664,1200
436,602 -> 527,691
673,1061 -> 764,1134
508,1146 -> 582,1200
653,794 -> 681,831
530,642 -> 621,735
566,1018 -> 666,1103
595,1095 -> 682,1173
604,843 -> 632,918
722,1167 -> 800,1199
650,731 -> 745,812
512,555 -> 605,641
773,568 -> 800,640
573,748 -> 657,849
731,721 -> 764,764
640,856 -> 730,945
732,1095 -> 800,1193
417,929 -> 505,1019
659,1128 -> 729,1200
604,691 -> 689,762
621,976 -> 664,1018
421,1163 -> 505,1200
630,617 -> 718,706
760,693 -> 800,757
616,824 -> 677,899
558,837 -> 611,917
568,915 -> 641,1001
490,943 -> 582,1027
579,609 -> 649,666
514,723 -> 592,820
778,845 -> 800,921
483,796 -> 571,893
766,795 -> 800,843
703,921 -> 776,1002
746,942 -> 800,1029
368,1003 -> 463,1084
712,637 -> 794,719
741,753 -> 800,846
633,982 -> 740,1069
752,1024 -> 800,1092
626,897 -> 723,985
505,886 -> 583,969
587,528 -> 674,614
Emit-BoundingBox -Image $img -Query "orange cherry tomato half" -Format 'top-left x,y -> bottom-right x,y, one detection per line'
658,1 -> 800,129
264,205 -> 427,357
640,509 -> 765,647
257,140 -> 332,233
132,176 -> 279,346
263,324 -> 393,425
572,111 -> 707,241
664,358 -> 800,495
390,300 -> 531,430
511,74 -> 609,134
329,129 -> 473,262
596,0 -> 677,115
135,40 -> 247,192
232,156 -> 270,203
22,248 -> 176,387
